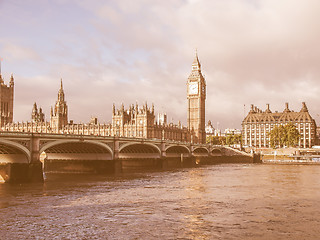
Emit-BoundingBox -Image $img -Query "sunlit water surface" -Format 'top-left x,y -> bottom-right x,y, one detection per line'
1,164 -> 320,239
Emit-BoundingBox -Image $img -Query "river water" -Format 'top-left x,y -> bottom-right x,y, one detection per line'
1,163 -> 320,239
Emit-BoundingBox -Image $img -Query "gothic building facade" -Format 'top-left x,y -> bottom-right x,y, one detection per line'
111,103 -> 191,141
242,103 -> 317,148
1,53 -> 207,144
0,73 -> 14,127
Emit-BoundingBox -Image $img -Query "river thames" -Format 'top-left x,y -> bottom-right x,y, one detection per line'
1,163 -> 320,239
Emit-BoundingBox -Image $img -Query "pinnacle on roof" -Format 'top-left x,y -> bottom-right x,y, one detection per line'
60,78 -> 63,90
10,73 -> 14,85
57,78 -> 65,102
32,102 -> 38,113
192,50 -> 201,70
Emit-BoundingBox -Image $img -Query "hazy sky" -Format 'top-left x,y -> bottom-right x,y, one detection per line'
1,0 -> 320,129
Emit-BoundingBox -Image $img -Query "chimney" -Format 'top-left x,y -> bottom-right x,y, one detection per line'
265,103 -> 272,113
300,102 -> 308,112
284,102 -> 290,113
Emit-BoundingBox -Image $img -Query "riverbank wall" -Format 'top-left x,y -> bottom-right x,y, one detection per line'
246,147 -> 320,164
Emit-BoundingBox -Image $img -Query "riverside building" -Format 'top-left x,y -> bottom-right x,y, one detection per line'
242,103 -> 317,148
0,73 -> 14,127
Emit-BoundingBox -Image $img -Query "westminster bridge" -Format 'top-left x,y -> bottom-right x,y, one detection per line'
0,132 -> 253,183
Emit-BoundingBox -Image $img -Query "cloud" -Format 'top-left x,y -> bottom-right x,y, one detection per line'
1,0 -> 320,129
1,42 -> 41,62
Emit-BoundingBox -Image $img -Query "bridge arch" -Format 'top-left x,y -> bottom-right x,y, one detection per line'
119,142 -> 161,159
0,139 -> 30,163
39,140 -> 114,174
119,142 -> 161,154
165,145 -> 190,154
40,140 -> 113,158
211,148 -> 222,155
193,147 -> 209,154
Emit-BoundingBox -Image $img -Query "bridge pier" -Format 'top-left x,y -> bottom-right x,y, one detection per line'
0,163 -> 28,183
0,162 -> 43,183
114,160 -> 123,174
113,139 -> 122,173
160,158 -> 169,170
28,162 -> 43,182
160,142 -> 169,170
0,135 -> 44,183
29,136 -> 44,182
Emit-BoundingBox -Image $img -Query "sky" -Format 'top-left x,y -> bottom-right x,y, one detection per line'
1,0 -> 320,130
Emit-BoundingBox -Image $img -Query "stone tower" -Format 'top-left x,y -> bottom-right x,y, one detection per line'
31,102 -> 45,123
187,52 -> 206,144
0,73 -> 14,127
50,79 -> 68,131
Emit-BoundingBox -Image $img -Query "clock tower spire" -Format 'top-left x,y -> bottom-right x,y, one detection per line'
187,51 -> 206,144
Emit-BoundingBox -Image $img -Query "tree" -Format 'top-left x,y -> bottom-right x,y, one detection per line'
269,123 -> 300,148
233,134 -> 242,145
269,127 -> 278,148
206,135 -> 226,145
226,134 -> 242,146
284,123 -> 300,147
270,125 -> 286,148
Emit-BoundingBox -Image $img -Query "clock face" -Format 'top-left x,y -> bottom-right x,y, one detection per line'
189,82 -> 198,95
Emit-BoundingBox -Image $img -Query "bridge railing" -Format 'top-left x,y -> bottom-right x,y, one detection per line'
0,131 -> 190,144
0,130 -> 231,151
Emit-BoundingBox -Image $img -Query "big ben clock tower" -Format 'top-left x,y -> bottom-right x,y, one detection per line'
187,52 -> 206,144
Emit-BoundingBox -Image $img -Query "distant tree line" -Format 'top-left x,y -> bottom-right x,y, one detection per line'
206,134 -> 241,146
226,134 -> 242,146
206,135 -> 226,145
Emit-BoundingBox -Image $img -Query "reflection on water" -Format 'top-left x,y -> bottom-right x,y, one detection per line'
1,164 -> 320,239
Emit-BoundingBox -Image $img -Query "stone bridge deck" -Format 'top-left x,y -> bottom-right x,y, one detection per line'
0,132 -> 253,183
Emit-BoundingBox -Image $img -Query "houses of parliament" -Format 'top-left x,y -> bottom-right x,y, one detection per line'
0,54 -> 207,144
